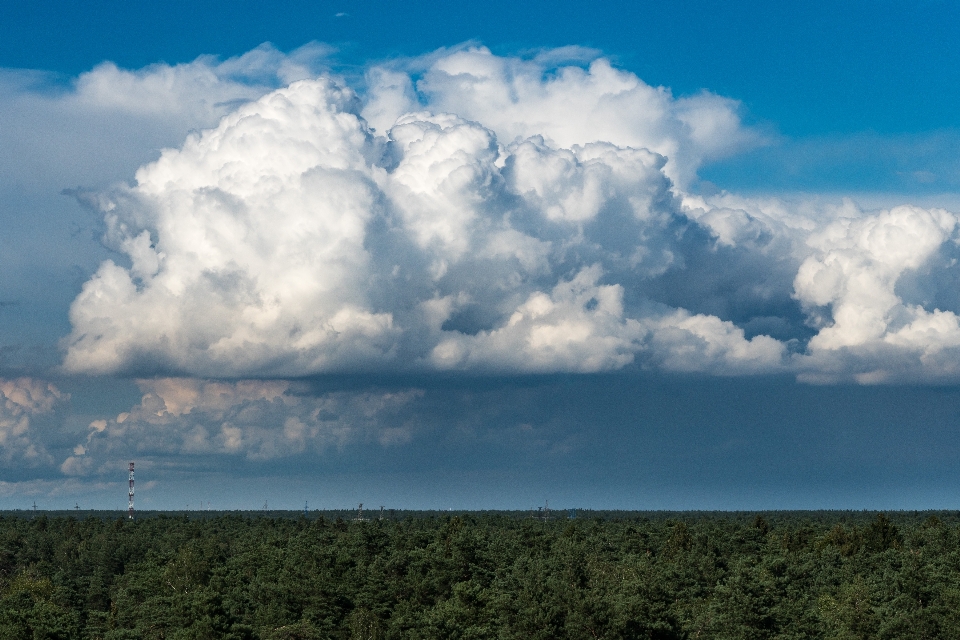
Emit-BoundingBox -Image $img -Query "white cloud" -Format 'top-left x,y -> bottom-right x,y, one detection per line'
385,112 -> 503,261
54,44 -> 960,384
429,265 -> 786,374
365,46 -> 761,188
64,78 -> 399,376
793,205 -> 960,382
71,49 -> 298,119
0,43 -> 330,191
645,310 -> 787,375
0,43 -> 337,371
60,378 -> 423,474
429,266 -> 646,372
63,53 -> 778,379
0,378 -> 66,466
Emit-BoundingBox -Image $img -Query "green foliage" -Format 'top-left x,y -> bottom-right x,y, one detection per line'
0,511 -> 960,638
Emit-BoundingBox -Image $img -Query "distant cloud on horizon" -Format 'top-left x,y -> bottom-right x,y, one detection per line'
59,377 -> 422,477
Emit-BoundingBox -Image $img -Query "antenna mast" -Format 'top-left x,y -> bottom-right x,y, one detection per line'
128,462 -> 135,520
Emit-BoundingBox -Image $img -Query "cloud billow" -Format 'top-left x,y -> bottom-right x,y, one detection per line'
0,378 -> 66,467
59,378 -> 422,476
61,46 -> 960,383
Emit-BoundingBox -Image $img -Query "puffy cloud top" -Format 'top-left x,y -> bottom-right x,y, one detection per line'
61,46 -> 960,383
365,48 -> 758,188
795,206 -> 960,383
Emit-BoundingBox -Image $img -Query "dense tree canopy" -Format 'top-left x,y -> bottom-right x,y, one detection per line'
1,510 -> 960,639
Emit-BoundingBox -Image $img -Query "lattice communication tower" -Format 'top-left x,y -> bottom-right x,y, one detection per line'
128,462 -> 135,519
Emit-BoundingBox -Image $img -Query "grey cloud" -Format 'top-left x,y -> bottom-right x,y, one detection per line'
0,378 -> 67,467
60,378 -> 424,476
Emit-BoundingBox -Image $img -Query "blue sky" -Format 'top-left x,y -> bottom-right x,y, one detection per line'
6,0 -> 960,137
3,1 -> 960,511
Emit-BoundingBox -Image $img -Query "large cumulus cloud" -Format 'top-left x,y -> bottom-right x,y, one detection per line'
61,45 -> 960,383
65,78 -> 397,376
64,48 -> 785,378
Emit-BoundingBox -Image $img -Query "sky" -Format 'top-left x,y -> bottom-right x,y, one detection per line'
3,1 -> 960,511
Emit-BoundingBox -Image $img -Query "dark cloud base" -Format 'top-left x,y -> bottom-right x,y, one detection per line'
7,373 -> 960,511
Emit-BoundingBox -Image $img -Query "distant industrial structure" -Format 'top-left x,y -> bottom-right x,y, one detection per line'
530,500 -> 552,521
128,462 -> 135,519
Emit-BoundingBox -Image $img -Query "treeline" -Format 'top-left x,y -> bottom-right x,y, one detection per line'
2,510 -> 960,638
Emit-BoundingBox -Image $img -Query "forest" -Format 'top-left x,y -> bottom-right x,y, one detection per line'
2,509 -> 960,639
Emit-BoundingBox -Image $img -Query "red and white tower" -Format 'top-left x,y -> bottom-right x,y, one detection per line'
128,462 -> 135,520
